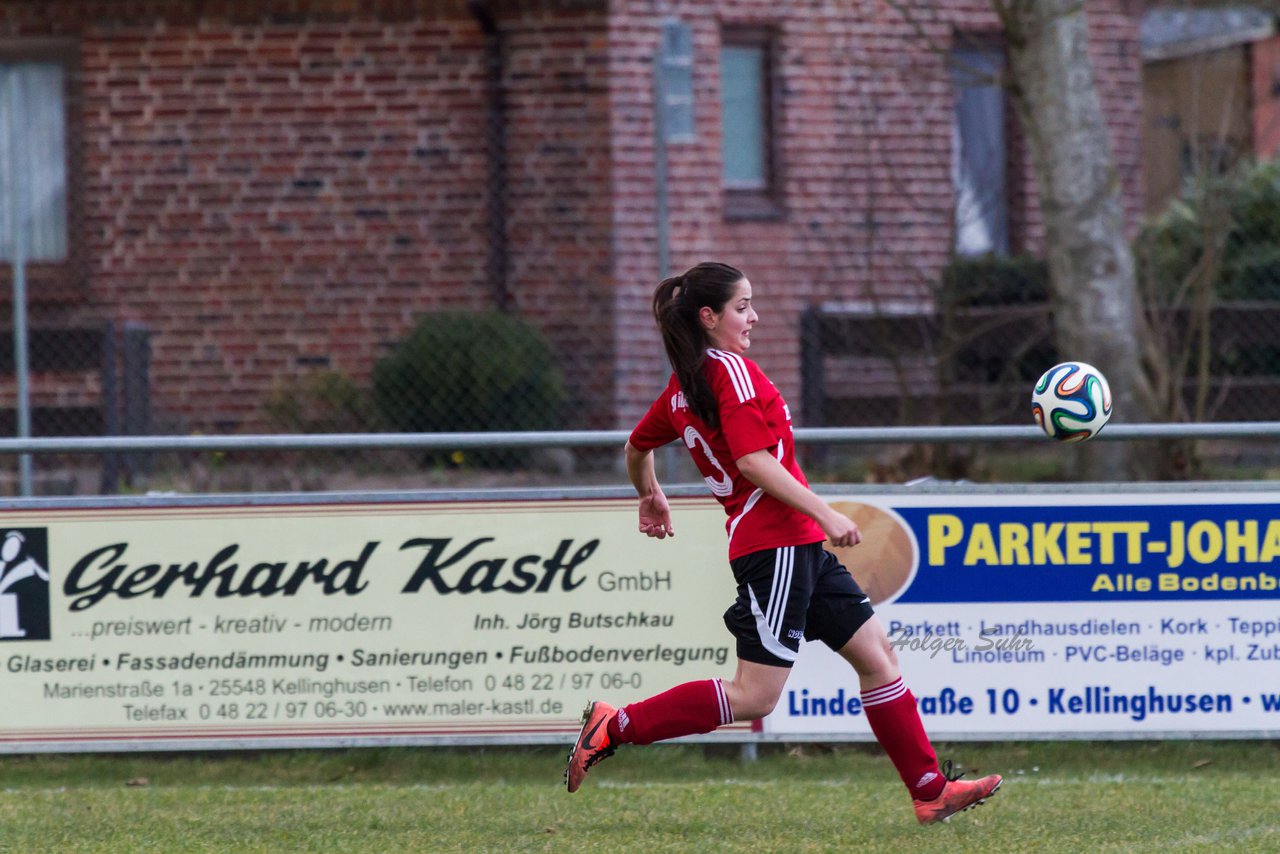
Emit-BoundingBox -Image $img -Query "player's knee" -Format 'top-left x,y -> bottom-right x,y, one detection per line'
843,628 -> 899,682
883,638 -> 900,669
752,691 -> 780,718
851,645 -> 896,679
735,697 -> 777,720
728,685 -> 782,720
863,634 -> 898,671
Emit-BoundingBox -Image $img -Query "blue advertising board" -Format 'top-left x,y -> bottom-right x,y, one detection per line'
765,490 -> 1280,739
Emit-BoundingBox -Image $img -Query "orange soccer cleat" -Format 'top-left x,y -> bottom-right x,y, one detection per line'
913,761 -> 1002,824
564,700 -> 617,793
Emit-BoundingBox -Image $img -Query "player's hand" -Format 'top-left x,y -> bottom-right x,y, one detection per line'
638,492 -> 675,539
820,509 -> 861,549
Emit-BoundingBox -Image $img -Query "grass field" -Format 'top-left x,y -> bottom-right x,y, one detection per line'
1,740 -> 1277,852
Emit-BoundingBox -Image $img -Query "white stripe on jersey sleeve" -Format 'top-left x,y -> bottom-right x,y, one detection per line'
707,349 -> 756,402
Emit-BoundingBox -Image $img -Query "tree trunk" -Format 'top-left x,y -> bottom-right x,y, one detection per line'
998,0 -> 1157,479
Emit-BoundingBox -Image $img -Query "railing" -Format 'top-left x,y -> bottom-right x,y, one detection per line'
0,421 -> 1274,456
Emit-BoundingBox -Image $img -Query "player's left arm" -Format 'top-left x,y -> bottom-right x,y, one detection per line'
734,450 -> 859,547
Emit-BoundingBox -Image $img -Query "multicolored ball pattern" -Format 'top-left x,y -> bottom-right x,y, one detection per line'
1031,361 -> 1113,442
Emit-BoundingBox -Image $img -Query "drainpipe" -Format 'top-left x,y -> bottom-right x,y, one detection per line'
468,0 -> 513,313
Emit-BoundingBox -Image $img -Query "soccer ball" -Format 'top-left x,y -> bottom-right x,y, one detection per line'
1031,362 -> 1113,442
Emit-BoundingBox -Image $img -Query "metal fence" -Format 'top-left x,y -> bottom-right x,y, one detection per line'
0,422 -> 1277,500
9,267 -> 1280,495
4,10 -> 1280,496
798,156 -> 1280,487
6,271 -> 1280,497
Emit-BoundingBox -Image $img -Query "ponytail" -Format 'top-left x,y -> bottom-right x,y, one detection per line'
651,262 -> 744,429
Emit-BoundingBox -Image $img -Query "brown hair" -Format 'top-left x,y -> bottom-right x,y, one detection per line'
651,261 -> 745,428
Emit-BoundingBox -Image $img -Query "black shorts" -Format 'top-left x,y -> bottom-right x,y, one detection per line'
723,541 -> 875,668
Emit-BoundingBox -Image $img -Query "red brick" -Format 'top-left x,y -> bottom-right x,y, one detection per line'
0,0 -> 1141,434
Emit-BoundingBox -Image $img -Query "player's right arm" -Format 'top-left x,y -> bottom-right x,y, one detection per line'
705,354 -> 859,548
625,441 -> 674,539
626,384 -> 679,540
734,449 -> 858,547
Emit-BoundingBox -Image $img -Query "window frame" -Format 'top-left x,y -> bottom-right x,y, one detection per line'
0,38 -> 83,303
720,25 -> 784,221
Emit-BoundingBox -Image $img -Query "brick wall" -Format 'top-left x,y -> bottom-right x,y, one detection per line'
2,0 -> 614,433
500,4 -> 615,429
0,0 -> 1142,436
609,0 -> 1145,427
83,2 -> 499,431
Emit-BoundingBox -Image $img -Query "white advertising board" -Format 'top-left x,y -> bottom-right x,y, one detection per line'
0,495 -> 750,751
5,486 -> 1278,751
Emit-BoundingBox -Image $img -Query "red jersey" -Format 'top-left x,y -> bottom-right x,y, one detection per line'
629,348 -> 826,559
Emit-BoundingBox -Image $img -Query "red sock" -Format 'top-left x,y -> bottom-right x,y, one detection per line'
607,679 -> 733,745
861,677 -> 944,800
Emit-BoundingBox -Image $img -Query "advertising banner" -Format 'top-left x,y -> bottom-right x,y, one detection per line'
6,486 -> 1278,750
0,495 -> 749,752
765,490 -> 1280,739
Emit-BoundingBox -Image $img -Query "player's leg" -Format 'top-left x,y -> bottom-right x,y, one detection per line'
606,540 -> 811,741
818,563 -> 1000,823
836,612 -> 899,688
564,664 -> 763,793
719,656 -> 790,720
566,545 -> 809,792
835,616 -> 947,801
802,557 -> 947,803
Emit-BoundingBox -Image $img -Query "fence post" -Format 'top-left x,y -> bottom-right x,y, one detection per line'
800,305 -> 827,468
800,305 -> 825,427
99,321 -> 119,493
121,323 -> 151,485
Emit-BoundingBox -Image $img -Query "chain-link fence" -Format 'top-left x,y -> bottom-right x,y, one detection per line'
796,157 -> 1280,482
0,7 -> 623,497
0,322 -> 150,495
3,6 -> 1280,495
0,315 -> 588,496
802,221 -> 1280,433
796,242 -> 1280,483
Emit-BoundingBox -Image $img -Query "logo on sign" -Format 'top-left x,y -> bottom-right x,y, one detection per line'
0,529 -> 50,641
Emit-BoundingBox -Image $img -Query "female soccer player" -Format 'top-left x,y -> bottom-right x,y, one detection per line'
564,261 -> 1001,824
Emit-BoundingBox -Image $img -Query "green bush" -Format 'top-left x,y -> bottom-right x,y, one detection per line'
939,253 -> 1050,307
1135,159 -> 1280,375
371,312 -> 565,465
1220,160 -> 1280,300
263,370 -> 376,433
938,254 -> 1056,385
1138,159 -> 1280,301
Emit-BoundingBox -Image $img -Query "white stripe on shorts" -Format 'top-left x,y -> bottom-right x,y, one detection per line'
747,585 -> 798,663
766,546 -> 793,640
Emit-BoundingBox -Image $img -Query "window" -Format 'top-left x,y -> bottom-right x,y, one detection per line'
0,41 -> 79,298
721,27 -> 780,218
951,44 -> 1008,255
0,63 -> 68,262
